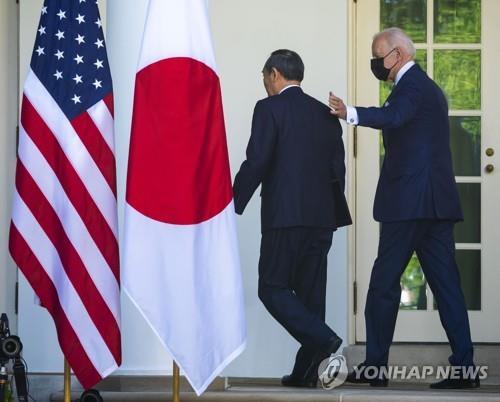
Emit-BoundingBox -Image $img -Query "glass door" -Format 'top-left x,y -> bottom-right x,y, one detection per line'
354,0 -> 500,342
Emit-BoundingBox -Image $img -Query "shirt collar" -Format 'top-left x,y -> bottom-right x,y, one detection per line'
279,84 -> 301,94
394,61 -> 415,86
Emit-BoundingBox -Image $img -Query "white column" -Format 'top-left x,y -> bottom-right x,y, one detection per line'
106,0 -> 174,374
0,0 -> 19,329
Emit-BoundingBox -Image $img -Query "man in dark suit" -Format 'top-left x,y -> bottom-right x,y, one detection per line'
234,49 -> 351,388
329,27 -> 477,389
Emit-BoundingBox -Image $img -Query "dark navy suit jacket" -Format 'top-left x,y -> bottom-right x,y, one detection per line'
233,86 -> 350,232
356,64 -> 463,222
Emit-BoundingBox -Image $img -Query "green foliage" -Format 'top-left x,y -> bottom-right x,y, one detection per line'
434,50 -> 481,110
381,0 -> 427,42
400,254 -> 427,310
434,0 -> 481,43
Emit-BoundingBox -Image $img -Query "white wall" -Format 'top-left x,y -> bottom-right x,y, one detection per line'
16,0 -> 349,379
0,0 -> 19,329
209,0 -> 349,377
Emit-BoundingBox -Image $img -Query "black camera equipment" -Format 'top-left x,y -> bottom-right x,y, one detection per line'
79,388 -> 103,402
0,313 -> 28,402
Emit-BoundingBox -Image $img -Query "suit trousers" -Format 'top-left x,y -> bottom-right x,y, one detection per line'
258,227 -> 338,376
365,220 -> 474,367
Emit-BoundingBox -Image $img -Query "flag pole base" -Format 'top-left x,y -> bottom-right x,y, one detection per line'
64,359 -> 71,402
172,361 -> 180,402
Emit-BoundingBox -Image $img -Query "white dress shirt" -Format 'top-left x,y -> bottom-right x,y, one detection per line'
279,84 -> 301,94
345,60 -> 416,125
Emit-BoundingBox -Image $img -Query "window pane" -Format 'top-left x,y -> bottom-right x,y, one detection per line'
381,0 -> 427,43
400,254 -> 427,310
450,117 -> 481,176
434,50 -> 481,110
456,250 -> 481,310
454,183 -> 481,243
434,0 -> 481,43
433,250 -> 481,311
415,49 -> 427,72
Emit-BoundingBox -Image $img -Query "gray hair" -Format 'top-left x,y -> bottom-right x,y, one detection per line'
374,27 -> 416,58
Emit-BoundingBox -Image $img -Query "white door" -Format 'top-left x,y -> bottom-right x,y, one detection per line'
354,0 -> 500,342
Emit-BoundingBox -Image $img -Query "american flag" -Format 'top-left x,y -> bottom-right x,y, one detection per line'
9,0 -> 121,388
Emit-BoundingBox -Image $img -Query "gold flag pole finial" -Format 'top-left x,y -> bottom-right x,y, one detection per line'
172,361 -> 180,402
64,359 -> 71,402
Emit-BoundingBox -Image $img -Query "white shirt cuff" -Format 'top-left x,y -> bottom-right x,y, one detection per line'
346,106 -> 359,125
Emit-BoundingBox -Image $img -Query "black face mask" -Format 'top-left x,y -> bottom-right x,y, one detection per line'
370,48 -> 397,81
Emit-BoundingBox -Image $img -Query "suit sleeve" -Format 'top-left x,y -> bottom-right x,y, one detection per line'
233,100 -> 277,215
356,80 -> 424,130
331,119 -> 346,192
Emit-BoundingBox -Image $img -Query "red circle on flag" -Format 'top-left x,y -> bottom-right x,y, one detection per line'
126,58 -> 233,225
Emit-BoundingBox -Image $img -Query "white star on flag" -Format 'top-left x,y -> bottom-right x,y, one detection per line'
74,54 -> 84,64
73,74 -> 83,84
75,34 -> 85,44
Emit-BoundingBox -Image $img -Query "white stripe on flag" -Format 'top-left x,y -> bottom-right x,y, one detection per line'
18,125 -> 121,324
137,0 -> 217,73
23,69 -> 118,238
87,100 -> 115,152
11,192 -> 118,377
123,201 -> 246,395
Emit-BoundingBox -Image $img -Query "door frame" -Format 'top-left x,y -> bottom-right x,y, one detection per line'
346,0 -> 357,346
348,0 -> 500,344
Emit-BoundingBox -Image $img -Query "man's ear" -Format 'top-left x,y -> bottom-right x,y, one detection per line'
271,67 -> 280,81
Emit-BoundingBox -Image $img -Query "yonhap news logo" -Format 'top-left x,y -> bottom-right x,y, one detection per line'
317,358 -> 489,390
348,365 -> 488,381
318,355 -> 348,389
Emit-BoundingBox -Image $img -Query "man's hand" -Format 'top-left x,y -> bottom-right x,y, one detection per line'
329,92 -> 347,120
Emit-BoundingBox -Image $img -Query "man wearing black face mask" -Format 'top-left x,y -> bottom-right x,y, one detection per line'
329,27 -> 478,390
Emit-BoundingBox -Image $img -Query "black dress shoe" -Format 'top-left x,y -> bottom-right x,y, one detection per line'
303,335 -> 343,379
281,374 -> 317,388
430,377 -> 480,389
346,363 -> 389,387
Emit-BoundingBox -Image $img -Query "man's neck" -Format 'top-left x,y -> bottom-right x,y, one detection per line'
278,82 -> 301,94
393,60 -> 415,85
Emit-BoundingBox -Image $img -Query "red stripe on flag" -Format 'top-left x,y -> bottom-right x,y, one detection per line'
9,224 -> 103,389
103,93 -> 114,117
71,112 -> 117,196
15,161 -> 121,363
21,96 -> 120,282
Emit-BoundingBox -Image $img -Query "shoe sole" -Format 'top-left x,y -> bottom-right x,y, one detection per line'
304,337 -> 343,379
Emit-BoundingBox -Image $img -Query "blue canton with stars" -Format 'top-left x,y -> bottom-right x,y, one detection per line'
31,0 -> 112,120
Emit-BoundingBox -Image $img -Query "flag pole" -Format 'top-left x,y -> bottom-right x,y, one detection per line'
172,361 -> 180,402
64,358 -> 71,402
